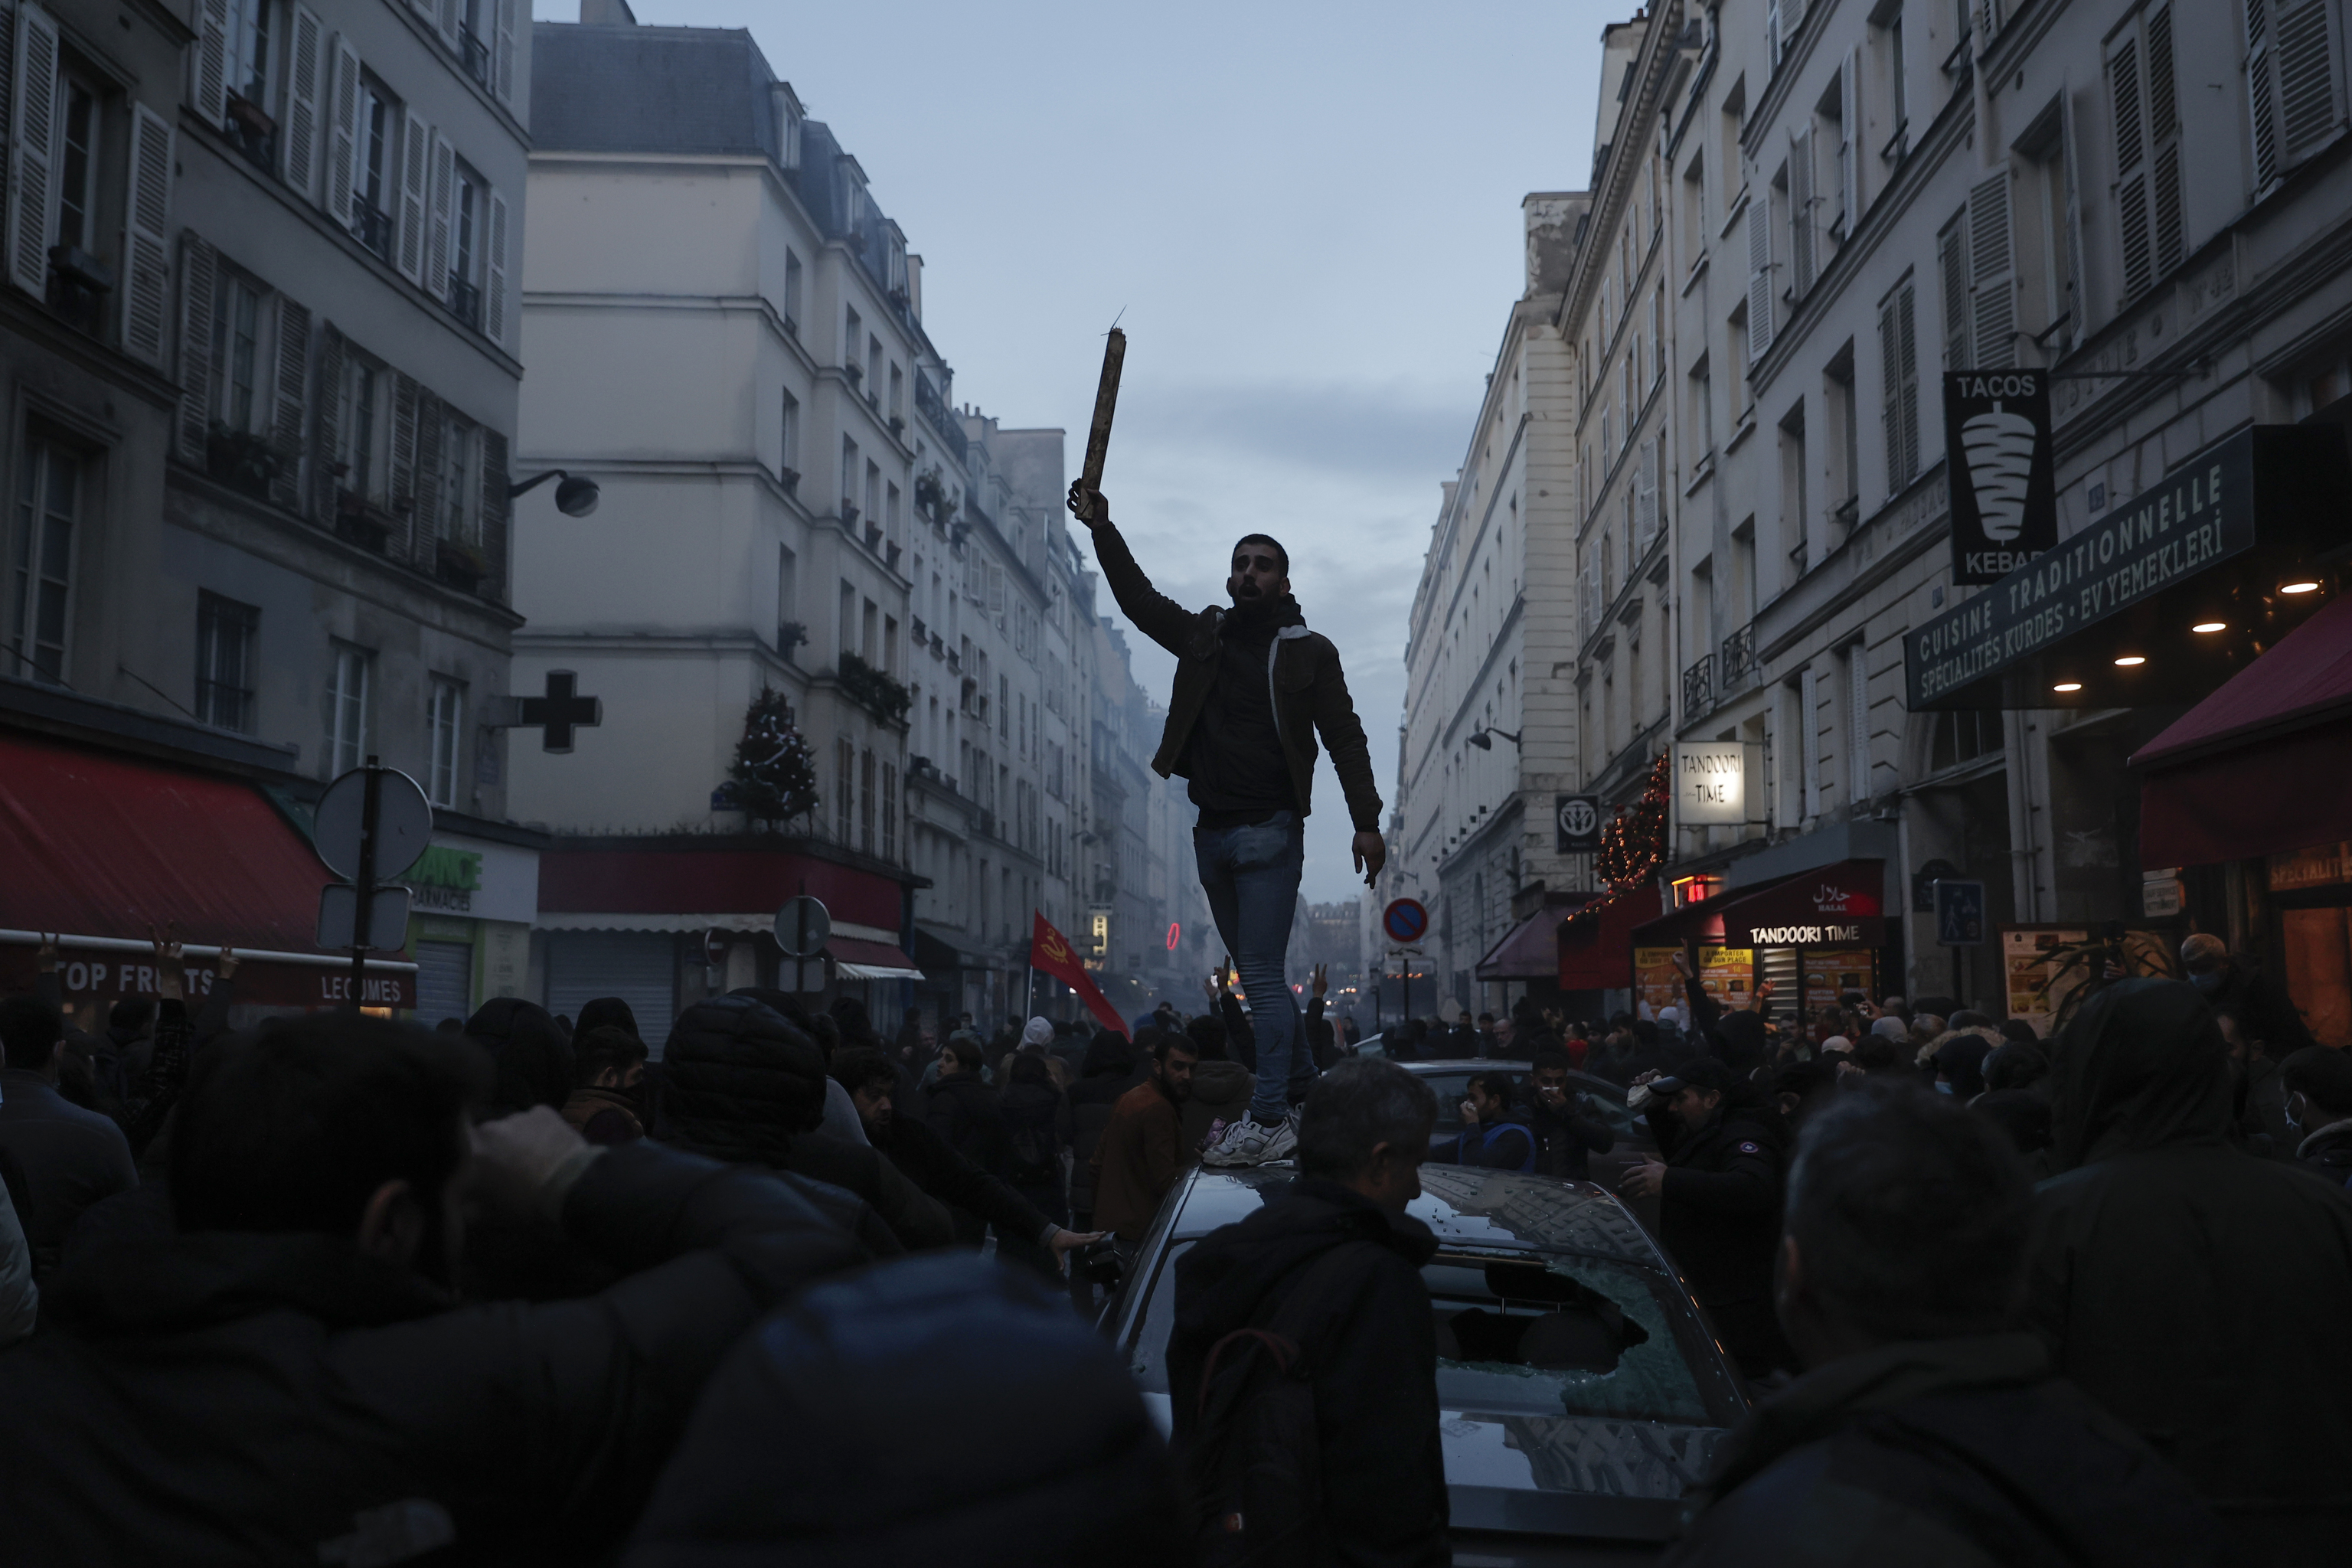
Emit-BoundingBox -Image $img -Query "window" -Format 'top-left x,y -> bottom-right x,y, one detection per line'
861,596 -> 877,662
2246,0 -> 2348,192
2017,113 -> 2079,354
1779,404 -> 1808,583
10,437 -> 80,684
881,762 -> 898,861
1846,644 -> 1870,802
889,364 -> 903,421
442,414 -> 475,541
836,737 -> 854,841
352,74 -> 397,256
226,0 -> 275,109
2107,5 -> 2184,302
838,579 -> 856,659
1878,275 -> 1920,492
338,354 -> 386,504
448,161 -> 484,328
326,642 -> 373,776
1825,345 -> 1860,522
777,545 -> 798,644
55,77 -> 100,257
840,436 -> 859,521
843,306 -> 862,381
782,250 -> 803,335
884,614 -> 899,676
779,390 -> 800,485
195,592 -> 258,732
859,746 -> 876,852
213,271 -> 266,433
428,678 -> 465,807
1886,11 -> 1908,153
1929,710 -> 2003,772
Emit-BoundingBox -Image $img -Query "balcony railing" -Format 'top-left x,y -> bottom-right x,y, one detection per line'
459,30 -> 492,88
1681,653 -> 1713,717
351,201 -> 395,263
1720,624 -> 1756,689
446,274 -> 482,332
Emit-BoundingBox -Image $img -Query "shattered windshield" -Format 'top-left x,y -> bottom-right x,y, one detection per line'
1425,1253 -> 1718,1426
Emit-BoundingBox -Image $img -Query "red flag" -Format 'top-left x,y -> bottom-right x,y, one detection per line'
1031,912 -> 1127,1038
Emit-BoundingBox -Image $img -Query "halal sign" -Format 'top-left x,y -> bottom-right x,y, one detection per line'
1944,369 -> 2057,586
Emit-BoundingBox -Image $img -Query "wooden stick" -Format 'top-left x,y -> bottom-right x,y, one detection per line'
1080,327 -> 1125,493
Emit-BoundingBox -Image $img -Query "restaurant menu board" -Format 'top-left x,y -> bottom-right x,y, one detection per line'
1634,948 -> 1682,1018
2002,926 -> 2175,1038
1803,949 -> 1877,1003
1699,946 -> 1755,1008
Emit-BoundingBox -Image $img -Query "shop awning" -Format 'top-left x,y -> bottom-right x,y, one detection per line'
2135,590 -> 2352,865
1557,883 -> 1661,990
829,936 -> 925,982
1634,859 -> 1889,949
539,844 -> 907,932
0,733 -> 414,1008
1475,897 -> 1596,981
1904,425 -> 2351,710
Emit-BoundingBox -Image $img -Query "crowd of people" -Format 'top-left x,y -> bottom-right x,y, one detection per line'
0,923 -> 2347,1564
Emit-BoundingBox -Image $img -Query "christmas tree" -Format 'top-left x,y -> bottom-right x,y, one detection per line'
726,688 -> 819,825
1564,750 -> 1671,930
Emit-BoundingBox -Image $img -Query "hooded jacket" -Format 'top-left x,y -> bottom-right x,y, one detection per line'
1089,517 -> 1382,831
0,1143 -> 864,1565
1168,1176 -> 1447,1568
1178,1057 -> 1256,1165
1665,1333 -> 2229,1568
2030,979 -> 2352,1566
466,998 -> 575,1118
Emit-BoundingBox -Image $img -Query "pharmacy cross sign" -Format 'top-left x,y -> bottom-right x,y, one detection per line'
518,670 -> 603,753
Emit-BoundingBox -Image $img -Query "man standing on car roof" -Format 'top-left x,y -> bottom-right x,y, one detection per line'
1068,481 -> 1386,1168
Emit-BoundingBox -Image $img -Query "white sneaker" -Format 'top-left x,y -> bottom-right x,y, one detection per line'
1202,1110 -> 1299,1167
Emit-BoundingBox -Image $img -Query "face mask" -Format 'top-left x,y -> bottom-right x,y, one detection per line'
2190,971 -> 2223,995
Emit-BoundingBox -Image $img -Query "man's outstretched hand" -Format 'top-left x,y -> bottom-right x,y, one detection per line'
1066,482 -> 1107,531
1352,831 -> 1386,886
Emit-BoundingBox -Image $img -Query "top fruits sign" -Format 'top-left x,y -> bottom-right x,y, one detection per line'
1945,369 -> 2057,585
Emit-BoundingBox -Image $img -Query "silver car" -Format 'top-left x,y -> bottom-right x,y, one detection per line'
1109,1163 -> 1749,1565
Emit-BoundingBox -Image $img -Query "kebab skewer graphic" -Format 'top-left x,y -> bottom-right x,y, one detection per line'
1962,398 -> 2038,542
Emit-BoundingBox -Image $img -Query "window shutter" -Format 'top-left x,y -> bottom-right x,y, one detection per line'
1840,49 -> 1860,233
311,324 -> 342,520
494,0 -> 516,104
270,296 -> 311,511
1800,666 -> 1821,820
7,1 -> 57,297
2109,37 -> 2153,299
194,0 -> 227,129
390,372 -> 420,560
2275,0 -> 2345,165
177,232 -> 218,462
397,111 -> 427,284
1967,167 -> 2015,369
0,3 -> 15,225
1745,191 -> 1774,361
484,186 -> 508,347
1847,646 -> 1870,801
989,562 -> 1005,616
1789,131 -> 1815,296
117,103 -> 173,366
413,390 -> 445,547
2146,5 -> 2184,277
1896,280 -> 1919,486
283,6 -> 322,199
326,35 -> 359,225
2249,0 -> 2282,188
426,132 -> 453,303
2060,97 -> 2087,354
436,0 -> 460,50
1938,220 -> 1970,368
1766,0 -> 1782,64
479,426 -> 508,602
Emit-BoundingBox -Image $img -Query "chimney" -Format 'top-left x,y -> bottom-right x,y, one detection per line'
1521,192 -> 1586,298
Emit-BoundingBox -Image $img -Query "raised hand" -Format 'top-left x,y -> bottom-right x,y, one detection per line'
1065,482 -> 1108,529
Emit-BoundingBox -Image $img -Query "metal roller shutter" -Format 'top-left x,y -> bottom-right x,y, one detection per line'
547,931 -> 679,1056
414,940 -> 473,1027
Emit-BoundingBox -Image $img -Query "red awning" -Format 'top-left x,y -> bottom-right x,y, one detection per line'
828,936 -> 924,980
1713,859 -> 1887,947
1557,883 -> 1662,990
1476,898 -> 1596,981
0,733 -> 413,1008
538,844 -> 905,931
2135,592 -> 2352,866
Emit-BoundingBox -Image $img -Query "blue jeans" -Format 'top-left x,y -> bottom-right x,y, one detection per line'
1194,812 -> 1308,1123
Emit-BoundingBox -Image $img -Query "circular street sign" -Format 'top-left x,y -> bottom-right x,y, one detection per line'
773,895 -> 832,958
1382,898 -> 1429,946
313,766 -> 434,882
702,927 -> 729,965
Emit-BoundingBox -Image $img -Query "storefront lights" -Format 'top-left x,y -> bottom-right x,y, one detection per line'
2053,681 -> 2084,692
2192,621 -> 2227,633
2282,580 -> 2322,594
2115,655 -> 2147,666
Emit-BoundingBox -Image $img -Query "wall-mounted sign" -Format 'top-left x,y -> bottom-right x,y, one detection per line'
1555,794 -> 1601,853
1673,742 -> 1762,828
1943,369 -> 2058,585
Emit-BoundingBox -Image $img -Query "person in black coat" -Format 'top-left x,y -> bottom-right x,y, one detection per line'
997,1051 -> 1074,1279
1525,1048 -> 1618,1179
0,1012 -> 867,1565
1622,1057 -> 1792,1378
466,996 -> 575,1116
1168,1059 -> 1447,1568
1066,1031 -> 1143,1233
925,1038 -> 1014,1229
1666,1083 -> 2228,1567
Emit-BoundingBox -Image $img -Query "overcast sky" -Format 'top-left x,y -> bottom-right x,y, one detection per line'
532,0 -> 1616,902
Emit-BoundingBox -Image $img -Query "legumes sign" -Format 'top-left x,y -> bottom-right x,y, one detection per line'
1906,428 -> 2257,710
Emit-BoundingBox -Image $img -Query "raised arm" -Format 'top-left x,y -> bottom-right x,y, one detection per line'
1066,485 -> 1200,657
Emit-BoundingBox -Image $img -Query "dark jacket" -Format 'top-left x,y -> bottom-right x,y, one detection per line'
1642,1097 -> 1784,1308
998,1076 -> 1073,1194
0,1143 -> 865,1565
1068,1051 -> 1144,1219
466,997 -> 575,1116
926,1072 -> 1013,1183
870,1106 -> 1055,1252
1665,1333 -> 2230,1568
1527,1091 -> 1617,1180
1432,1107 -> 1538,1171
2207,959 -> 2316,1056
623,1253 -> 1184,1567
1168,1177 -> 1447,1568
1092,1076 -> 1184,1242
562,1086 -> 644,1146
660,995 -> 951,1253
1090,517 -> 1383,831
0,1069 -> 137,1256
2030,978 -> 2352,1567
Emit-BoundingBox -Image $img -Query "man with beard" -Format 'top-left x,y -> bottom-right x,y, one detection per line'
1067,483 -> 1384,1166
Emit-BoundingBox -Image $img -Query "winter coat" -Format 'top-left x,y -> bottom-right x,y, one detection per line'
1067,1060 -> 1144,1218
1664,1333 -> 2230,1568
0,1143 -> 865,1565
998,1078 -> 1073,1195
868,1106 -> 1054,1252
622,1253 -> 1184,1566
1179,1058 -> 1256,1165
2207,959 -> 2317,1056
660,995 -> 951,1253
1527,1092 -> 1618,1181
926,1073 -> 1013,1184
2030,978 -> 2352,1568
1092,1077 -> 1186,1242
561,1086 -> 644,1145
1089,517 -> 1383,831
466,997 -> 574,1116
1641,1099 -> 1784,1309
0,1069 -> 136,1256
1168,1176 -> 1447,1568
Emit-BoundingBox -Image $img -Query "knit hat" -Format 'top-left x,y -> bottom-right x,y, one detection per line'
1022,1016 -> 1055,1048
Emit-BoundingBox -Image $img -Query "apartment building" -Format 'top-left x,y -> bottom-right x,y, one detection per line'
0,0 -> 540,1024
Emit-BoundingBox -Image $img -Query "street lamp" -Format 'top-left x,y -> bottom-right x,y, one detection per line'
1467,727 -> 1522,750
508,469 -> 601,517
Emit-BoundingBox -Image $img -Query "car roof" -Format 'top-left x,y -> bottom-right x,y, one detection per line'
1168,1165 -> 1666,1268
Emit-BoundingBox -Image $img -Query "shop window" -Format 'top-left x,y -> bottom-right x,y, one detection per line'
1927,709 -> 2002,773
195,591 -> 259,732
